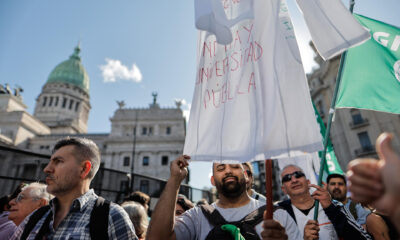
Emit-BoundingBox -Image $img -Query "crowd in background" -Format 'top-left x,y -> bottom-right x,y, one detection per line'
0,133 -> 399,239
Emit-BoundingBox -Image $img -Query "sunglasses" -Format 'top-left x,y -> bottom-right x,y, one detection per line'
281,171 -> 305,183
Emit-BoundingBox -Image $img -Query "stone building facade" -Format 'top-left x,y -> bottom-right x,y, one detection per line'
253,44 -> 400,200
308,43 -> 400,170
0,45 -> 187,199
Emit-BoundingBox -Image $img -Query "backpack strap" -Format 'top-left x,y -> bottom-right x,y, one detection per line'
241,205 -> 267,227
90,197 -> 111,240
34,210 -> 53,240
200,204 -> 228,226
20,205 -> 51,240
278,199 -> 296,223
348,199 -> 358,220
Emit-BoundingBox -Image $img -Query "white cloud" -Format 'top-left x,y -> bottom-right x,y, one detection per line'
100,58 -> 142,83
174,98 -> 191,122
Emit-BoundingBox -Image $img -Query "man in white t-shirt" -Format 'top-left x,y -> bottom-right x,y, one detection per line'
147,155 -> 301,240
278,164 -> 372,240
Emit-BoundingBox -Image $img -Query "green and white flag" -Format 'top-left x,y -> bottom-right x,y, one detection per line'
313,103 -> 343,177
336,14 -> 400,113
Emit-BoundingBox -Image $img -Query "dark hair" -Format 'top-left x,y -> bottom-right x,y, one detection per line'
196,198 -> 208,206
124,191 -> 150,206
327,173 -> 347,185
0,196 -> 9,213
0,182 -> 27,213
177,194 -> 194,211
242,162 -> 253,177
53,137 -> 100,180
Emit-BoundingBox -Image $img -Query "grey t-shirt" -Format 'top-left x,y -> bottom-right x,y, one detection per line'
174,198 -> 301,240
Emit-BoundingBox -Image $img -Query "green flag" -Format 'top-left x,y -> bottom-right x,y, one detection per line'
336,14 -> 400,113
313,103 -> 343,177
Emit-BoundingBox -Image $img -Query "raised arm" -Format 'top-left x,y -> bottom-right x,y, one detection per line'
146,155 -> 190,240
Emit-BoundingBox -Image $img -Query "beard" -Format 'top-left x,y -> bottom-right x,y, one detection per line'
47,171 -> 80,195
215,174 -> 247,198
331,189 -> 346,202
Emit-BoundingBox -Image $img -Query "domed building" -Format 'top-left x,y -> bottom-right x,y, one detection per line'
0,44 -> 190,201
34,45 -> 91,134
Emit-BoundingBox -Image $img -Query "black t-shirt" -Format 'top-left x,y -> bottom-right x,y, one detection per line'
297,204 -> 315,216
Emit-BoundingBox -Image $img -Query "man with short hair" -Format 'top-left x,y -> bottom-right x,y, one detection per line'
124,191 -> 150,212
8,182 -> 52,226
10,137 -> 137,240
242,162 -> 266,202
175,194 -> 194,216
147,155 -> 301,240
327,173 -> 371,228
278,165 -> 371,240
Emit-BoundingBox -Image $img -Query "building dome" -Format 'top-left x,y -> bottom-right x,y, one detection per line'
46,45 -> 89,93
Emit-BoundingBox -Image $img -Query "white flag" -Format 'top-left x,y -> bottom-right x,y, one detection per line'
194,0 -> 254,45
296,0 -> 370,60
185,0 -> 323,162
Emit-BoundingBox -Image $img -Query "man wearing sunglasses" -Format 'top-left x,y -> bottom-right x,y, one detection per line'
278,165 -> 372,240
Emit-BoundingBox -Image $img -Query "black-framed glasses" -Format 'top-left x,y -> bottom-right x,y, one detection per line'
281,171 -> 305,183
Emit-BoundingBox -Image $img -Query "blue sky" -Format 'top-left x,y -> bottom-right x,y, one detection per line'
1,0 -> 399,190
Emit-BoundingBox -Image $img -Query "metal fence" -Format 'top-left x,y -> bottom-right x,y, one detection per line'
0,145 -> 214,208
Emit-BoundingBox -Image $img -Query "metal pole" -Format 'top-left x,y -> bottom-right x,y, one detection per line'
130,112 -> 138,192
313,0 -> 355,221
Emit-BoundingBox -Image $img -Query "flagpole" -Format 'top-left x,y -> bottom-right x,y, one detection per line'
313,0 -> 355,221
265,159 -> 273,219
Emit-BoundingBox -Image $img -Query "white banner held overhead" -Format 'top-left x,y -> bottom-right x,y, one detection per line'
295,0 -> 370,60
185,0 -> 323,162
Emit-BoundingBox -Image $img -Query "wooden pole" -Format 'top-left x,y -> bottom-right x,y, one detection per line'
265,159 -> 273,219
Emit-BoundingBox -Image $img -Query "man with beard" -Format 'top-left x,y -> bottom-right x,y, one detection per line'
147,155 -> 301,240
278,165 -> 371,240
326,174 -> 389,240
10,137 -> 137,240
327,174 -> 371,228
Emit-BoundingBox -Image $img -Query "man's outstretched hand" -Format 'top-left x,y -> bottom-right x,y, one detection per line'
310,182 -> 331,209
303,220 -> 319,240
261,211 -> 288,240
347,133 -> 400,213
170,155 -> 190,184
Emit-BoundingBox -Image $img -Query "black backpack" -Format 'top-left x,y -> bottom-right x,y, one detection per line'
21,197 -> 110,240
200,204 -> 268,240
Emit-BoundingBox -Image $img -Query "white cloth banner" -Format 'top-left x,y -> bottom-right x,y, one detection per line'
295,0 -> 370,60
185,0 -> 323,162
194,0 -> 254,45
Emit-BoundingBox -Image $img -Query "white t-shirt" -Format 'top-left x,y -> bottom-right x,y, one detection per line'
251,190 -> 266,203
292,203 -> 338,240
174,198 -> 301,239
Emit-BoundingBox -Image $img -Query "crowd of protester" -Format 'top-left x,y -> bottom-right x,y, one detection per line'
0,133 -> 399,239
